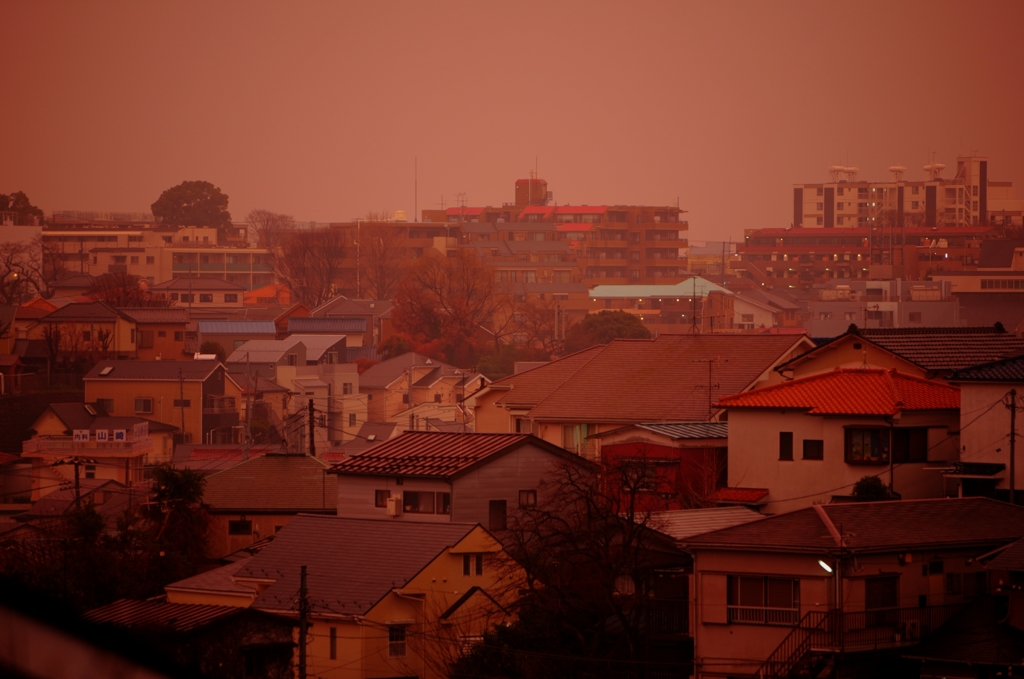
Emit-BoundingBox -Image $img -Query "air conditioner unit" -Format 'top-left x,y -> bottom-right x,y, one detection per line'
386,496 -> 402,517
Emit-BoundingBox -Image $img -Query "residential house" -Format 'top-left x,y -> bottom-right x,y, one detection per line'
84,599 -> 294,679
84,360 -> 243,444
310,297 -> 393,347
21,402 -> 168,500
805,280 -> 959,336
469,334 -> 815,459
12,478 -> 149,534
150,277 -> 246,309
284,334 -> 348,366
588,277 -> 737,334
202,453 -> 336,557
286,317 -> 366,346
171,443 -> 285,476
226,338 -> 306,383
120,307 -> 189,360
328,430 -> 596,529
322,421 -> 400,462
30,302 -> 138,359
165,515 -> 519,679
360,353 -> 488,424
226,372 -> 290,444
948,354 -> 1024,502
683,497 -> 1024,679
775,324 -> 1024,382
271,302 -> 309,337
591,422 -> 729,511
717,368 -> 961,514
197,319 -> 276,355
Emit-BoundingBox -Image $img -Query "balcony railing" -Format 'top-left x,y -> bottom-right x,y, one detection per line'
728,605 -> 801,626
22,437 -> 153,456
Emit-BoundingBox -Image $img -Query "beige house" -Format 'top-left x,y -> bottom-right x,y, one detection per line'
29,302 -> 138,359
360,353 -> 487,424
84,360 -> 243,444
718,368 -> 961,514
166,515 -> 521,679
684,498 -> 1024,679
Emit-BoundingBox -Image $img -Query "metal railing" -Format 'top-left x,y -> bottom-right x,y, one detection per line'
22,437 -> 153,455
728,606 -> 801,626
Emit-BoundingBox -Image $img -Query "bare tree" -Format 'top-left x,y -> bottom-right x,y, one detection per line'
358,213 -> 409,300
88,273 -> 170,308
0,241 -> 31,304
0,237 -> 69,303
247,209 -> 296,249
274,228 -> 347,308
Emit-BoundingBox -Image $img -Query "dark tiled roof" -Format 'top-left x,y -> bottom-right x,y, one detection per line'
522,335 -> 813,422
166,557 -> 258,595
84,599 -> 242,633
359,353 -> 459,389
717,368 -> 960,416
198,320 -> 276,335
85,360 -> 223,381
119,307 -> 190,324
859,327 -> 1024,373
488,346 -> 604,408
235,515 -> 477,615
151,277 -> 245,291
40,301 -> 128,323
287,317 -> 367,334
685,497 -> 1024,553
204,454 -> 336,512
346,345 -> 380,363
226,372 -> 289,393
950,354 -> 1024,382
329,431 -> 552,478
987,537 -> 1024,571
45,403 -> 178,435
632,422 -> 729,440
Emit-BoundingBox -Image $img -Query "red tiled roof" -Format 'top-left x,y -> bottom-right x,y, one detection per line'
328,431 -> 580,479
711,487 -> 769,504
716,368 -> 959,416
521,334 -> 814,423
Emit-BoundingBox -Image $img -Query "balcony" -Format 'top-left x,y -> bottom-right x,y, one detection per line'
21,436 -> 153,457
728,605 -> 801,626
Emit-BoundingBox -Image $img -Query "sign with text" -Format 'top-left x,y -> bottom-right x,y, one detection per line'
73,429 -> 89,442
95,430 -> 109,442
113,430 -> 127,442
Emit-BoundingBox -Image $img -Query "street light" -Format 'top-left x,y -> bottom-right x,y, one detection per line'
818,559 -> 833,573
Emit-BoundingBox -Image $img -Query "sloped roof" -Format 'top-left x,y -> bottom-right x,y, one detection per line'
198,320 -> 276,335
633,422 -> 729,440
949,354 -> 1024,383
227,372 -> 289,393
589,277 -> 731,300
235,515 -> 477,615
288,317 -> 367,334
488,346 -> 604,408
151,277 -> 245,291
522,334 -> 813,423
717,368 -> 960,416
329,431 -> 578,479
40,301 -> 129,323
204,454 -> 336,512
359,353 -> 459,389
120,307 -> 190,324
84,599 -> 243,633
165,557 -> 257,596
652,507 -> 764,541
226,339 -> 304,364
45,402 -> 177,434
860,326 -> 1024,373
311,296 -> 392,317
978,238 -> 1024,268
684,497 -> 1024,554
987,536 -> 1024,571
283,335 -> 347,361
84,360 -> 224,381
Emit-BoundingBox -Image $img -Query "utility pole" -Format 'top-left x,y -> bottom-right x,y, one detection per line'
308,398 -> 316,458
298,565 -> 309,679
73,458 -> 81,509
179,369 -> 186,444
1008,389 -> 1018,505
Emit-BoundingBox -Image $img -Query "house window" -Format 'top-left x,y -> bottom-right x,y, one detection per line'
727,575 -> 800,625
741,314 -> 754,323
488,500 -> 507,530
519,489 -> 537,507
224,294 -> 238,303
909,312 -> 922,323
433,393 -> 441,403
349,413 -> 356,427
174,331 -> 184,341
463,553 -> 484,576
95,398 -> 114,413
388,626 -> 407,657
170,293 -> 179,301
130,256 -> 139,265
845,428 -> 889,464
802,439 -> 824,460
375,490 -> 389,507
437,492 -> 451,514
343,382 -> 353,395
894,428 -> 929,463
329,627 -> 337,660
82,330 -> 92,341
403,490 -> 435,513
945,573 -> 962,595
199,294 -> 213,303
146,256 -> 155,264
134,398 -> 153,414
157,331 -> 166,338
326,351 -> 338,364
228,519 -> 252,535
180,294 -> 194,303
287,354 -> 297,366
130,328 -> 136,343
173,399 -> 191,408
137,330 -> 154,349
779,432 -> 793,461
84,464 -> 96,479
865,576 -> 899,626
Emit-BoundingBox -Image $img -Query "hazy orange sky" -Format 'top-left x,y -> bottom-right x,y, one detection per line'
3,1 -> 1023,241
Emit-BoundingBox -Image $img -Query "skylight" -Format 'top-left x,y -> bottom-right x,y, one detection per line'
99,366 -> 114,376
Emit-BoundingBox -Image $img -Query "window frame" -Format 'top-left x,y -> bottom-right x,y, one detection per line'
727,575 -> 801,625
134,397 -> 153,414
403,490 -> 435,514
388,625 -> 407,657
779,432 -> 793,461
844,427 -> 889,465
802,439 -> 824,461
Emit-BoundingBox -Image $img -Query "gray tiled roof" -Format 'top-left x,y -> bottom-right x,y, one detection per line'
198,320 -> 276,335
633,422 -> 729,440
84,360 -> 223,381
120,307 -> 190,324
359,353 -> 458,389
236,515 -> 477,615
949,354 -> 1024,382
288,317 -> 367,334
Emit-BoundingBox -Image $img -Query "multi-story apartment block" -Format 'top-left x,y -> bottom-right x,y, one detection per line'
793,156 -> 1020,230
